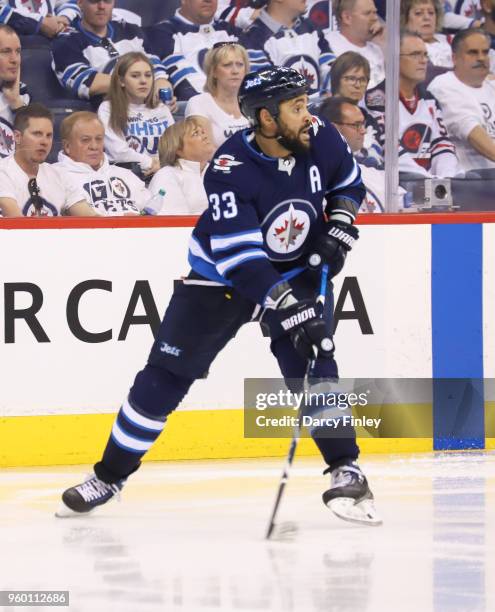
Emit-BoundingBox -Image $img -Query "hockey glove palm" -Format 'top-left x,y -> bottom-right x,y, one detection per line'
309,221 -> 359,277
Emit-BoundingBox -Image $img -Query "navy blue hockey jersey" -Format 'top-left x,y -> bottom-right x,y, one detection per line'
51,19 -> 167,99
240,12 -> 334,96
145,13 -> 241,101
0,0 -> 52,35
188,117 -> 365,306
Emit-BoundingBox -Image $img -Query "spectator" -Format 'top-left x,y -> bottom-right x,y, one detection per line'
0,25 -> 29,158
184,42 -> 250,148
146,0 -> 240,101
443,1 -> 482,30
319,95 -> 385,212
55,1 -> 141,26
148,116 -> 214,215
479,0 -> 495,71
55,111 -> 149,215
98,52 -> 175,178
0,0 -> 66,38
399,30 -> 459,179
0,103 -> 96,216
401,0 -> 453,69
51,0 -> 170,102
239,0 -> 334,96
326,0 -> 385,100
330,51 -> 384,167
217,0 -> 262,30
428,28 -> 495,172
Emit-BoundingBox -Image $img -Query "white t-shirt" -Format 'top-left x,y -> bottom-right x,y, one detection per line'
426,34 -> 453,69
325,30 -> 385,90
0,155 -> 86,216
0,88 -> 30,158
54,152 -> 150,216
428,71 -> 495,172
184,93 -> 250,148
148,159 -> 208,215
98,100 -> 175,171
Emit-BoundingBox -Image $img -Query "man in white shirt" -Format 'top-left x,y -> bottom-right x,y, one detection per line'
399,30 -> 459,179
428,28 -> 495,173
325,0 -> 385,109
0,25 -> 29,158
319,95 -> 385,212
0,103 -> 96,217
55,111 -> 150,216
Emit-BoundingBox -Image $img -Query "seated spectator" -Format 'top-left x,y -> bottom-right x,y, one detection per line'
148,116 -> 214,215
239,0 -> 334,96
0,103 -> 96,216
428,28 -> 495,172
401,0 -> 453,69
0,0 -> 66,38
55,1 -> 141,26
399,30 -> 459,179
55,111 -> 149,215
479,0 -> 495,72
185,42 -> 250,148
443,1 -> 482,30
330,51 -> 384,167
98,52 -> 175,178
146,0 -> 240,101
325,0 -> 385,111
51,0 -> 170,103
0,25 -> 29,158
217,0 -> 262,30
319,95 -> 385,212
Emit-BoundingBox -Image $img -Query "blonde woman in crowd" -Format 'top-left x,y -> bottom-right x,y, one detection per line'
184,42 -> 250,148
98,52 -> 174,177
148,116 -> 215,215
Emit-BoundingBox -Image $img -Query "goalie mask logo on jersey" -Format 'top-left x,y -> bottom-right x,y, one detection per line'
212,154 -> 243,174
264,200 -> 315,259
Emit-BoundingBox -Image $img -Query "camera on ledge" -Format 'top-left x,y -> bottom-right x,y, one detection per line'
404,178 -> 458,212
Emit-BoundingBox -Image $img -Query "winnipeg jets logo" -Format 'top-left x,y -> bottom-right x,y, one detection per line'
18,0 -> 44,13
278,156 -> 295,175
266,203 -> 310,254
213,154 -> 243,174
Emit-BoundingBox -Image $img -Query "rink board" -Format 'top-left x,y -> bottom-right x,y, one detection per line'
0,214 -> 494,466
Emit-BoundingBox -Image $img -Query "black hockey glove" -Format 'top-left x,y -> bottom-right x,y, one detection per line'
308,221 -> 359,277
270,295 -> 334,361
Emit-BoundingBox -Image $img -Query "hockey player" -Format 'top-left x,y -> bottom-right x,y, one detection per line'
399,31 -> 459,179
56,67 -> 381,526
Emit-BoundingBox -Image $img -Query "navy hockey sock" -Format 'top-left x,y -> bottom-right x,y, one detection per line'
95,365 -> 194,482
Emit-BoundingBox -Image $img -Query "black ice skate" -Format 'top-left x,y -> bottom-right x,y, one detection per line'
323,461 -> 382,526
55,474 -> 126,518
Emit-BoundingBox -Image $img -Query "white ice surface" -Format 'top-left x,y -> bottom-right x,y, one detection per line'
0,452 -> 494,612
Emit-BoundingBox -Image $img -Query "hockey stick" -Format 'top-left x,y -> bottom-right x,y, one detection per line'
265,263 -> 329,540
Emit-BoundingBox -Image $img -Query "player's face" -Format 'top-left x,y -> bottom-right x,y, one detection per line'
79,0 -> 114,29
406,1 -> 437,42
399,36 -> 428,84
121,60 -> 153,104
454,34 -> 490,86
337,67 -> 369,102
15,118 -> 53,165
213,49 -> 247,94
277,94 -> 312,154
334,104 -> 366,153
342,0 -> 378,42
178,121 -> 215,163
180,0 -> 217,24
65,119 -> 105,170
0,31 -> 21,83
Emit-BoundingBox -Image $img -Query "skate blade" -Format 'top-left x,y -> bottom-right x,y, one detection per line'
327,497 -> 382,526
54,502 -> 96,519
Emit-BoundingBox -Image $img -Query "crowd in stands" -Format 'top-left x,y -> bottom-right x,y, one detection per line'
0,0 -> 495,217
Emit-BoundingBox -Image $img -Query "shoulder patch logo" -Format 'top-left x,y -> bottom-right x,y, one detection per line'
213,154 -> 243,174
310,115 -> 324,135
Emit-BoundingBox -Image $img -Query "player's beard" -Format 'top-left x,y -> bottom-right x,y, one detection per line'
276,119 -> 311,156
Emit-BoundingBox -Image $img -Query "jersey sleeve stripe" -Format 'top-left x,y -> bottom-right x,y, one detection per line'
211,230 -> 263,252
216,249 -> 268,276
169,66 -> 198,86
189,236 -> 215,264
327,160 -> 360,192
163,54 -> 186,67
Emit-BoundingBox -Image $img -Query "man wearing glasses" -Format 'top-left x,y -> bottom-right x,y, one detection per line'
147,0 -> 240,101
51,0 -> 171,103
398,30 -> 459,181
0,103 -> 96,216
